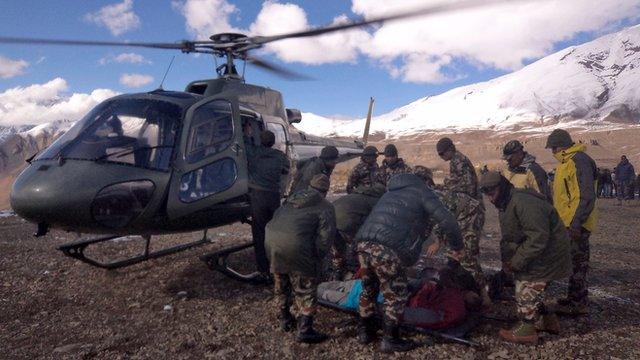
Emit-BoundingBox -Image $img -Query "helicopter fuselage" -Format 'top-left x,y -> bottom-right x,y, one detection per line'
10,79 -> 363,235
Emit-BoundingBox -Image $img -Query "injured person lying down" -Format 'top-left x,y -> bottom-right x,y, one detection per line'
317,260 -> 482,330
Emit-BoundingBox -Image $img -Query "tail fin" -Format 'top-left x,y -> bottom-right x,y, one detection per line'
363,97 -> 375,145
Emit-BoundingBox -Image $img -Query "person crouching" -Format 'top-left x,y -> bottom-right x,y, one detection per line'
265,174 -> 336,343
479,171 -> 571,345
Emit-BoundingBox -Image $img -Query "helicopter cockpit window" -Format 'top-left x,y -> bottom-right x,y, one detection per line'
37,98 -> 181,171
186,100 -> 234,163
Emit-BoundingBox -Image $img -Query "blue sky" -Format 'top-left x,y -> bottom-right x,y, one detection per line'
1,0 -> 639,124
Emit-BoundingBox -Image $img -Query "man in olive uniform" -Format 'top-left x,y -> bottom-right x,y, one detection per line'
436,137 -> 489,304
246,130 -> 290,278
377,144 -> 412,186
502,140 -> 551,202
289,146 -> 339,194
346,145 -> 381,193
330,183 -> 386,279
265,174 -> 336,343
355,173 -> 463,353
480,171 -> 570,345
546,129 -> 597,315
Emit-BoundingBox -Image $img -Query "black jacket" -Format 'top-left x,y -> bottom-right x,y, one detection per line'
356,174 -> 463,265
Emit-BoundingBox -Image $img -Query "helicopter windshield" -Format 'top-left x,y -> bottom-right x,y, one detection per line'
36,98 -> 182,171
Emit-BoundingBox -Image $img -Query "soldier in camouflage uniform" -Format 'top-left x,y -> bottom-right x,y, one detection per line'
479,171 -> 570,345
377,144 -> 412,186
355,173 -> 463,353
346,145 -> 381,193
266,175 -> 336,343
436,137 -> 489,304
289,146 -> 339,194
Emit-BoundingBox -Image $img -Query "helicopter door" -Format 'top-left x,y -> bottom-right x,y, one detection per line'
166,98 -> 248,219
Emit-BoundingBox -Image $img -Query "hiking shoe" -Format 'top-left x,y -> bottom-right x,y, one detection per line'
296,315 -> 328,344
356,316 -> 377,345
535,314 -> 561,334
379,321 -> 416,353
499,321 -> 538,345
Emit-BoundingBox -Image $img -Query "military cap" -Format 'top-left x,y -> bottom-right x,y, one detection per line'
384,144 -> 398,157
545,129 -> 573,148
320,146 -> 339,160
310,174 -> 330,192
362,145 -> 379,157
502,140 -> 524,159
478,171 -> 503,192
260,130 -> 276,147
413,165 -> 433,182
436,137 -> 455,154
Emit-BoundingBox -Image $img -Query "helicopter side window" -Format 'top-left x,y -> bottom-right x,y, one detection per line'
266,122 -> 287,153
179,158 -> 237,202
186,100 -> 234,163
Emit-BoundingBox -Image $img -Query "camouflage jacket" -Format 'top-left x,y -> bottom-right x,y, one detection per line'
377,158 -> 412,186
443,151 -> 480,200
346,161 -> 380,193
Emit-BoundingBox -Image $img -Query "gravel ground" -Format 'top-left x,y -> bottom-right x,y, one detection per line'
1,197 -> 639,359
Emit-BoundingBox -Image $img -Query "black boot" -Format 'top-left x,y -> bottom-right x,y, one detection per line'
279,309 -> 295,332
357,316 -> 377,344
296,315 -> 328,343
380,321 -> 415,353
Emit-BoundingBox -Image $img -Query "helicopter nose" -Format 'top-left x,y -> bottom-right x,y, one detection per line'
10,162 -> 94,225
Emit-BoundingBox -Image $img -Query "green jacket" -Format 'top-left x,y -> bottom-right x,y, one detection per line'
499,188 -> 571,282
290,157 -> 332,194
246,143 -> 290,193
333,185 -> 385,237
265,188 -> 336,276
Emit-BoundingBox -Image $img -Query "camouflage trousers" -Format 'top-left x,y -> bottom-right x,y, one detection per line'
448,192 -> 486,290
330,231 -> 358,273
567,230 -> 590,306
515,280 -> 548,322
357,242 -> 409,324
273,273 -> 317,317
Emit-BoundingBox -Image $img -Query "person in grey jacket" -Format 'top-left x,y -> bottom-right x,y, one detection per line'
355,173 -> 463,353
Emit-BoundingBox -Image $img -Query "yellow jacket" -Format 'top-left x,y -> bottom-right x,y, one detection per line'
552,144 -> 598,232
504,153 -> 552,202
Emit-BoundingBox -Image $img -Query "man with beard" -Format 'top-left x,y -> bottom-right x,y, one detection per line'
290,146 -> 339,194
479,171 -> 570,345
377,144 -> 412,186
502,140 -> 551,202
346,145 -> 382,193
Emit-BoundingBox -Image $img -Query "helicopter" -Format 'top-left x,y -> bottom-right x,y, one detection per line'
4,0 -> 526,282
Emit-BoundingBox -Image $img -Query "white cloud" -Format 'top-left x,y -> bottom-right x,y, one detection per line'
119,73 -> 154,88
172,0 -> 242,39
99,52 -> 152,65
173,0 -> 640,83
0,55 -> 29,78
85,0 -> 141,36
0,78 -> 119,126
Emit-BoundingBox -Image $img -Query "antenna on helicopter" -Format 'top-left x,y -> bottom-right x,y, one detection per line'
157,55 -> 176,90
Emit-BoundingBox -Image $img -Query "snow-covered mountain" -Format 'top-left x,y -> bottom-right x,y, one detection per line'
296,25 -> 640,138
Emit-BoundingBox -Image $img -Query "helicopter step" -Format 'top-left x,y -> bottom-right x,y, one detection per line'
57,231 -> 210,270
200,242 -> 267,285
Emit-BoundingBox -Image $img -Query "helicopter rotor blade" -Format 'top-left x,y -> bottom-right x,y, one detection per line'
248,0 -> 534,45
245,55 -> 313,80
0,36 -> 194,51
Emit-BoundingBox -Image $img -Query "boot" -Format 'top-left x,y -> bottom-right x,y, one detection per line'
554,299 -> 589,316
296,315 -> 328,343
535,313 -> 560,335
380,321 -> 415,353
356,316 -> 377,344
499,321 -> 538,345
279,309 -> 295,332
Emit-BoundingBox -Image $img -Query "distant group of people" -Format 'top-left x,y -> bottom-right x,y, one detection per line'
597,155 -> 639,203
242,126 -> 599,352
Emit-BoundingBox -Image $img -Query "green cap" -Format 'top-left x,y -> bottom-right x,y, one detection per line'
545,129 -> 573,148
320,146 -> 339,160
479,171 -> 502,192
502,140 -> 523,159
436,137 -> 454,154
362,145 -> 379,157
384,144 -> 398,157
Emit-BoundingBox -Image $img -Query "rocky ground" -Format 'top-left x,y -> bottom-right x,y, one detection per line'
1,197 -> 640,359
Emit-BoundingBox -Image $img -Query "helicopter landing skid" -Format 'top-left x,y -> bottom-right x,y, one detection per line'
57,232 -> 210,270
199,242 -> 266,285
